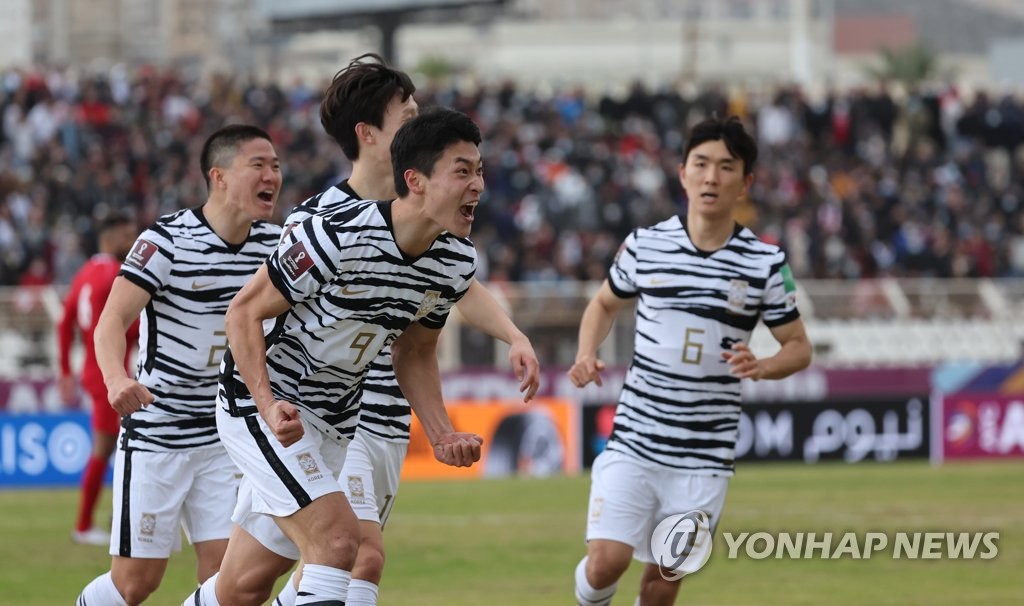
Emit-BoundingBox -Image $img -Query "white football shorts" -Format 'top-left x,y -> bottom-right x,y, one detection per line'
585,449 -> 729,564
110,442 -> 239,558
341,431 -> 408,527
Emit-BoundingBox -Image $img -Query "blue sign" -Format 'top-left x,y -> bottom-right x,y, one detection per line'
0,413 -> 96,487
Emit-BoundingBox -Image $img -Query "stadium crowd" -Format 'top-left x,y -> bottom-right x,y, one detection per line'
1,64 -> 1023,288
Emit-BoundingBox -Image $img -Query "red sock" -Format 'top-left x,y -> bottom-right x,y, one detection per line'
76,455 -> 109,532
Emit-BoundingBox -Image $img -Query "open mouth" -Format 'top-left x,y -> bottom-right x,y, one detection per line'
257,189 -> 275,203
460,202 -> 477,221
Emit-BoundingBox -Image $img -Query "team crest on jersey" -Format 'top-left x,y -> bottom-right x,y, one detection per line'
139,513 -> 157,540
726,279 -> 748,313
126,239 -> 157,270
296,452 -> 323,481
413,290 -> 442,320
282,242 -> 315,281
347,475 -> 365,501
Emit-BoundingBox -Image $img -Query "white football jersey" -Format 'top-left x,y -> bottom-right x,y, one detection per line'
118,207 -> 281,451
605,215 -> 800,475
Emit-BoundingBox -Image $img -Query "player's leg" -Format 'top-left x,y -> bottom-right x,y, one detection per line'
192,476 -> 301,606
575,450 -> 658,606
274,492 -> 360,604
73,385 -> 120,544
633,472 -> 729,606
182,525 -> 297,606
181,445 -> 241,583
341,432 -> 406,605
79,448 -> 189,604
217,406 -> 355,605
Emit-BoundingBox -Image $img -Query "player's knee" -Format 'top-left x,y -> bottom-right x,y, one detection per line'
230,579 -> 275,606
639,572 -> 682,605
310,533 -> 359,569
586,549 -> 631,589
356,542 -> 386,578
117,577 -> 160,606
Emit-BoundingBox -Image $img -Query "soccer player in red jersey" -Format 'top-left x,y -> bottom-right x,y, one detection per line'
57,213 -> 139,546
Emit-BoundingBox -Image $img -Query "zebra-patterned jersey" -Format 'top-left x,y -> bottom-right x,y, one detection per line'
605,215 -> 800,475
222,199 -> 476,444
285,180 -> 416,444
118,207 -> 281,451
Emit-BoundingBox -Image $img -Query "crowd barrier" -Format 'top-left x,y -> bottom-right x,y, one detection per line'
0,367 -> 1020,488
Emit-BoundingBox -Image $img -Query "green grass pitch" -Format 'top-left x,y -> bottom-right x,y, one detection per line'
0,460 -> 1019,605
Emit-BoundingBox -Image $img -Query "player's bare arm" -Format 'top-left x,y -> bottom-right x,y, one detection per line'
722,318 -> 812,380
455,279 -> 541,401
225,264 -> 303,446
391,321 -> 483,467
95,276 -> 154,415
569,280 -> 631,388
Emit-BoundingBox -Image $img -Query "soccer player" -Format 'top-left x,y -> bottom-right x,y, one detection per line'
76,124 -> 282,606
207,107 -> 485,606
185,56 -> 539,606
568,115 -> 812,606
57,212 -> 139,546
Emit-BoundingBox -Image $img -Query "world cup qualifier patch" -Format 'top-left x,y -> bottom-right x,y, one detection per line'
126,239 -> 158,270
281,241 -> 315,281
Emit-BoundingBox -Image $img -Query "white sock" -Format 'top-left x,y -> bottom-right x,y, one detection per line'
295,564 -> 350,605
78,571 -> 128,606
346,579 -> 380,606
273,571 -> 299,606
574,556 -> 617,606
181,572 -> 221,606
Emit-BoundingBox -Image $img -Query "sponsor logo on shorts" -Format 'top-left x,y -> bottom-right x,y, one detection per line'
139,513 -> 157,542
347,475 -> 365,502
650,510 -> 714,580
296,452 -> 324,481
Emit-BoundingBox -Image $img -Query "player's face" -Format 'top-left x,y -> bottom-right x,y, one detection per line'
679,140 -> 752,221
108,224 -> 138,261
225,137 -> 281,222
371,93 -> 419,163
422,140 -> 484,239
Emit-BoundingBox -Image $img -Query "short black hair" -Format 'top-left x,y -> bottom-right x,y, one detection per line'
200,124 -> 273,188
391,107 -> 481,198
684,115 -> 758,176
97,211 -> 133,235
321,53 -> 417,161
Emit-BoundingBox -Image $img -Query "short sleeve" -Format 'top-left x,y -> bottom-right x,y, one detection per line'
119,227 -> 174,294
265,214 -> 342,305
417,271 -> 475,330
761,250 -> 801,327
607,230 -> 639,299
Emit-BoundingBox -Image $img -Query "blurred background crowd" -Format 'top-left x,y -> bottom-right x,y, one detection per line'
1,64 -> 1023,290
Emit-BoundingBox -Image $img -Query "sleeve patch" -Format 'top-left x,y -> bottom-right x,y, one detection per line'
281,241 -> 315,280
126,239 -> 158,270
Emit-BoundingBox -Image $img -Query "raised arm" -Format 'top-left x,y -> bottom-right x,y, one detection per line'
455,279 -> 540,401
391,321 -> 483,467
568,280 -> 632,388
224,264 -> 299,445
95,277 -> 152,415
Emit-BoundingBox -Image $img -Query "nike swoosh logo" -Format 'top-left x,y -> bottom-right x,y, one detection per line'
192,280 -> 216,290
342,285 -> 370,296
